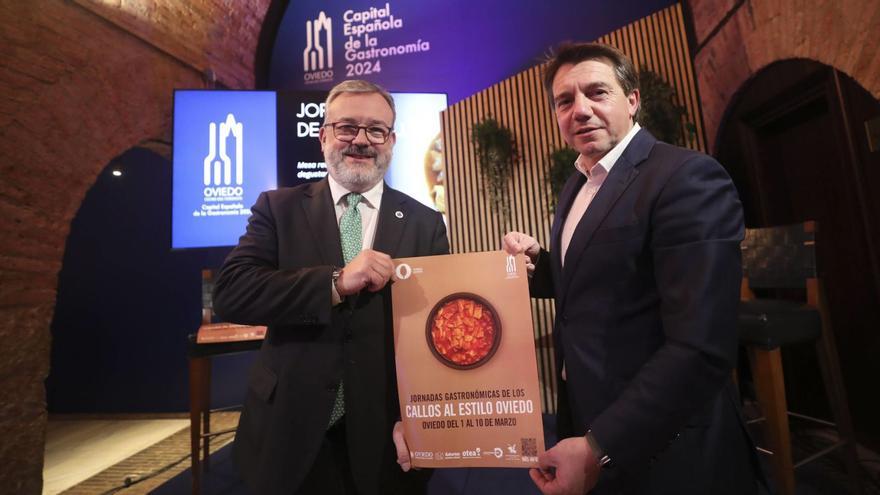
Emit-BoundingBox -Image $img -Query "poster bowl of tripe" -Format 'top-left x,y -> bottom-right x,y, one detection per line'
425,293 -> 502,370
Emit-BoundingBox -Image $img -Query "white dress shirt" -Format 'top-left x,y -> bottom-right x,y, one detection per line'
327,175 -> 384,304
560,123 -> 641,265
327,175 -> 383,251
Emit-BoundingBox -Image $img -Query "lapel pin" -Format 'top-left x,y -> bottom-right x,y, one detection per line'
395,211 -> 404,219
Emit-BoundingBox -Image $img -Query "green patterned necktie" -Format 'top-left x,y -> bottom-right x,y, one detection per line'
329,192 -> 363,426
339,193 -> 363,264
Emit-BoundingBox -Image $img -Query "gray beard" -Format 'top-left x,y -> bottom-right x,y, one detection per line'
325,145 -> 391,192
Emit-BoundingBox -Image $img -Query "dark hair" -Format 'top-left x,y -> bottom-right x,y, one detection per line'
543,42 -> 640,118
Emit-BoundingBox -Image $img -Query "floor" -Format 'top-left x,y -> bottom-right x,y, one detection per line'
152,413 -> 880,495
42,411 -> 880,495
42,413 -> 239,495
43,418 -> 188,494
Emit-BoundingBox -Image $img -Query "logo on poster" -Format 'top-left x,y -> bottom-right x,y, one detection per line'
394,263 -> 423,280
303,11 -> 334,84
461,448 -> 480,458
395,263 -> 412,280
505,255 -> 519,279
505,255 -> 516,274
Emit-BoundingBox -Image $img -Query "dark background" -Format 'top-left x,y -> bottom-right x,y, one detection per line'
48,90 -> 330,412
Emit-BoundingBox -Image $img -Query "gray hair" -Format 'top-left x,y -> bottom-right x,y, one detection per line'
324,79 -> 396,125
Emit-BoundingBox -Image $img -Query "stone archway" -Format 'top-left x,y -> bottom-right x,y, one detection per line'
714,61 -> 880,442
688,0 -> 880,153
691,0 -> 880,451
0,2 -> 269,491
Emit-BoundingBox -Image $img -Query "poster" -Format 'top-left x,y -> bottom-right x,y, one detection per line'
391,251 -> 545,468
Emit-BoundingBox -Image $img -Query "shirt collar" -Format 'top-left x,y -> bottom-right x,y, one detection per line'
575,123 -> 641,180
327,174 -> 384,208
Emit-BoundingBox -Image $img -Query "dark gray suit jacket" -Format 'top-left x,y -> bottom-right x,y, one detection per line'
213,179 -> 449,495
532,129 -> 765,494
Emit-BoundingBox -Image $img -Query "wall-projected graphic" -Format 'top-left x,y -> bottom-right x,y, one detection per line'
172,91 -> 277,249
385,92 -> 447,213
269,0 -> 675,103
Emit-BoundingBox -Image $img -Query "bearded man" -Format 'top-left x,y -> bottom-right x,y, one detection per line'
213,79 -> 449,495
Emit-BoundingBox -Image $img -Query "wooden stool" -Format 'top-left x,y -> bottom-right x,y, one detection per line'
739,221 -> 861,495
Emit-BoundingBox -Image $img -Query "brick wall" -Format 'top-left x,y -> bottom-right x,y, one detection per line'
688,0 -> 880,152
0,1 -> 269,491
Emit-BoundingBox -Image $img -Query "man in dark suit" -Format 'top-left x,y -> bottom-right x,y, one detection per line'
504,43 -> 765,494
213,79 -> 449,495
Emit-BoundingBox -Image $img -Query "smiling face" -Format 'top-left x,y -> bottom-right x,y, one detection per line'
319,92 -> 396,192
551,58 -> 639,167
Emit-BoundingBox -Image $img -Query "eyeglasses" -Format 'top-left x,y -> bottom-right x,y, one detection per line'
323,122 -> 393,144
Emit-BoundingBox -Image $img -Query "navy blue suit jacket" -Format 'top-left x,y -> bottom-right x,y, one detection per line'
532,129 -> 763,494
213,179 -> 449,495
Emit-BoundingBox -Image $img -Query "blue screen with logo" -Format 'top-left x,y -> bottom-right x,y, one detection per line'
269,0 -> 674,104
172,90 -> 446,249
172,91 -> 278,249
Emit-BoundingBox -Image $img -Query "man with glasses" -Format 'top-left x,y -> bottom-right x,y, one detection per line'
214,79 -> 449,495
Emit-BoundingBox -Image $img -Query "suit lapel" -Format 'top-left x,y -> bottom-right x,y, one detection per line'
559,129 -> 656,296
551,172 -> 587,272
302,179 -> 345,267
372,184 -> 407,257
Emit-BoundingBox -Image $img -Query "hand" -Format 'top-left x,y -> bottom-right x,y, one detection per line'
529,437 -> 600,495
392,421 -> 412,472
336,249 -> 394,296
503,231 -> 541,274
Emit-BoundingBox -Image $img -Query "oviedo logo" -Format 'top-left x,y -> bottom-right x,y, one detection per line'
506,255 -> 517,275
395,263 -> 412,280
203,114 -> 244,199
303,11 -> 334,84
